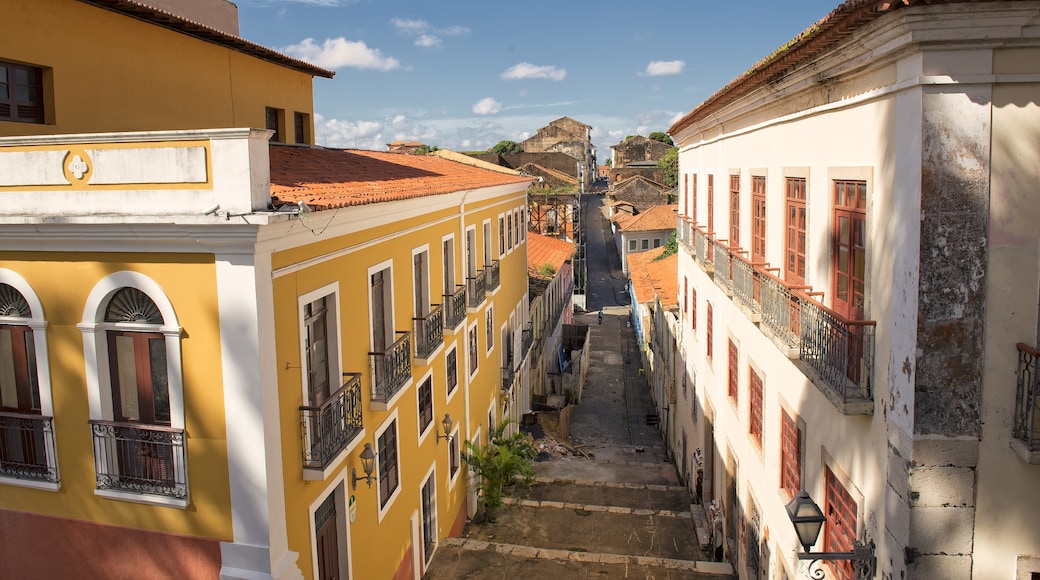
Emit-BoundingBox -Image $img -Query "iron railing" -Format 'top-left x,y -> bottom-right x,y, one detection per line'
413,304 -> 444,359
467,270 -> 487,308
370,331 -> 412,403
444,285 -> 467,330
0,412 -> 58,484
758,269 -> 803,348
713,241 -> 733,292
89,420 -> 187,500
1015,343 -> 1040,452
677,217 -> 693,252
300,373 -> 363,471
487,260 -> 501,292
501,366 -> 515,393
731,253 -> 762,316
521,324 -> 533,359
694,226 -> 713,272
798,296 -> 875,407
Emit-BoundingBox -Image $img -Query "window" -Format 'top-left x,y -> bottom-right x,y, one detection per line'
749,367 -> 763,447
824,466 -> 858,579
421,471 -> 437,566
514,208 -> 522,246
785,178 -> 807,285
727,339 -> 738,402
446,346 -> 458,397
442,237 -> 455,296
0,284 -> 41,415
294,112 -> 310,145
691,287 -> 697,331
417,376 -> 433,436
448,428 -> 460,480
832,180 -> 867,320
468,324 -> 479,376
265,107 -> 283,143
780,408 -> 801,495
414,249 -> 429,318
304,296 -> 334,405
706,303 -> 713,360
683,277 -> 688,316
507,213 -> 514,251
314,491 -> 341,580
520,208 -> 527,242
653,238 -> 662,248
692,174 -> 698,224
729,175 -> 740,248
684,174 -> 689,216
752,176 -> 766,263
641,239 -> 649,250
707,175 -> 714,233
498,216 -> 506,258
483,221 -> 492,267
0,60 -> 44,124
485,307 -> 494,353
628,239 -> 637,252
377,419 -> 400,508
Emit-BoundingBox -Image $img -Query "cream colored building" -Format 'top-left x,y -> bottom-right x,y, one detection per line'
669,2 -> 1040,579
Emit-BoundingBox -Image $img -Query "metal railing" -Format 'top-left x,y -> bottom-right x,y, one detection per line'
694,226 -> 713,272
487,260 -> 501,292
501,366 -> 515,393
731,253 -> 763,316
521,324 -> 533,359
89,419 -> 187,500
677,217 -> 693,252
713,241 -> 733,291
797,296 -> 875,406
758,269 -> 803,348
467,270 -> 487,308
1015,343 -> 1040,452
300,373 -> 363,471
414,304 -> 444,359
444,285 -> 466,330
370,331 -> 412,403
0,412 -> 58,484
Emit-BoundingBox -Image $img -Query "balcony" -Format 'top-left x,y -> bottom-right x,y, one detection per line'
370,331 -> 412,406
1013,343 -> 1040,463
300,373 -> 363,474
501,366 -> 515,393
467,270 -> 487,309
691,231 -> 875,415
444,285 -> 467,332
413,304 -> 445,361
0,412 -> 58,486
486,260 -> 501,292
677,217 -> 693,252
89,419 -> 187,502
521,324 -> 533,360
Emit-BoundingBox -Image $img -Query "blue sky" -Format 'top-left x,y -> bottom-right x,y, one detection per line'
236,0 -> 841,156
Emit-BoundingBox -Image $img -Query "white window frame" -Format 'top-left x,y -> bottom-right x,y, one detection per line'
447,422 -> 461,488
307,480 -> 350,580
375,409 -> 402,522
445,343 -> 459,403
497,213 -> 506,259
485,306 -> 494,355
297,282 -> 342,408
467,321 -> 479,379
416,369 -> 435,445
419,464 -> 438,570
0,268 -> 58,491
628,239 -> 637,252
482,219 -> 493,268
412,244 -> 431,319
367,259 -> 396,353
441,233 -> 456,298
78,271 -> 187,507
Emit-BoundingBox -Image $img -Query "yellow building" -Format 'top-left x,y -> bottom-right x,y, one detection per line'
0,2 -> 533,579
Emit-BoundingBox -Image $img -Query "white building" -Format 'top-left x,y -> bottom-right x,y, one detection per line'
669,1 -> 1040,579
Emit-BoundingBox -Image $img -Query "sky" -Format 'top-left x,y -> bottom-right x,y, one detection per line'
236,0 -> 843,157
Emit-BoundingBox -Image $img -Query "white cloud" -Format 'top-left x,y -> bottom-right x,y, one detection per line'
439,25 -> 470,36
280,37 -> 400,71
415,34 -> 441,48
391,18 -> 428,32
472,98 -> 503,115
500,63 -> 567,82
642,60 -> 685,77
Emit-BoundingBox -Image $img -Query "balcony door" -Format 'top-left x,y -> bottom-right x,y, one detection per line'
832,180 -> 867,385
0,284 -> 44,473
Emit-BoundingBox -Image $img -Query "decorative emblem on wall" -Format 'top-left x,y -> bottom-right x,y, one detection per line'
67,154 -> 89,180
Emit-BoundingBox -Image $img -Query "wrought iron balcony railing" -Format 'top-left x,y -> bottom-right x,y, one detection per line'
300,373 -> 363,471
713,240 -> 733,292
370,331 -> 412,403
414,304 -> 444,359
1014,343 -> 1040,453
730,252 -> 763,318
758,268 -> 804,348
501,366 -> 516,393
693,226 -> 713,273
444,285 -> 467,331
487,260 -> 501,292
89,419 -> 187,500
0,412 -> 58,484
467,270 -> 487,308
797,296 -> 875,412
521,324 -> 533,359
677,217 -> 693,252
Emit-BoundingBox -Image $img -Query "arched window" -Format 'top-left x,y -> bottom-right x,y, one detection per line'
80,273 -> 186,506
0,270 -> 57,489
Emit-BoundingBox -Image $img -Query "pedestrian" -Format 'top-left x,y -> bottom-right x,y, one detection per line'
598,309 -> 603,324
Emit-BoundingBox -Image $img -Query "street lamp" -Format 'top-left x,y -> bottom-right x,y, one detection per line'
437,413 -> 454,444
351,443 -> 376,490
786,490 -> 876,579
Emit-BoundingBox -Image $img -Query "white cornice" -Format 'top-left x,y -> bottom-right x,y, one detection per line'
0,222 -> 261,254
0,128 -> 267,147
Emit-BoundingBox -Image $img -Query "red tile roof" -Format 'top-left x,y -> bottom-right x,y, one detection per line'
268,146 -> 533,210
618,204 -> 678,233
527,232 -> 575,279
628,247 -> 667,305
628,247 -> 678,308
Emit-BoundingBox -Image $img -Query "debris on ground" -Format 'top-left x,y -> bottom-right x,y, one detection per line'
532,433 -> 594,461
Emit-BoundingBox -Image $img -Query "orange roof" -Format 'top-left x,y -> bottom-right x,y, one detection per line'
627,247 -> 667,305
619,204 -> 678,233
527,232 -> 575,279
268,146 -> 533,210
646,253 -> 678,309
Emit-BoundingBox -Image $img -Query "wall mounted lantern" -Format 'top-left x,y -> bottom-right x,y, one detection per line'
437,414 -> 454,444
786,490 -> 876,579
351,443 -> 376,490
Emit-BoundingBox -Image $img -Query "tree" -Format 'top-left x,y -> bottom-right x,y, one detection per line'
411,144 -> 439,155
491,140 -> 523,155
648,132 -> 674,146
658,146 -> 678,188
462,420 -> 536,518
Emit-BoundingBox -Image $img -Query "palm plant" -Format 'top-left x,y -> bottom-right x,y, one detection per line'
461,420 -> 536,514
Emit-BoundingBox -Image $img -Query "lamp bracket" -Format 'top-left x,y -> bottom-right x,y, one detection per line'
798,540 -> 875,579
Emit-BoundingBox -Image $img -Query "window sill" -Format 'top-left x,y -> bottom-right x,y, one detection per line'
369,378 -> 413,412
0,475 -> 60,492
1011,438 -> 1040,465
95,488 -> 188,509
414,343 -> 444,366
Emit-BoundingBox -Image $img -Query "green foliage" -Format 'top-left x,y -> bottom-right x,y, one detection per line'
648,132 -> 674,146
411,144 -> 439,155
491,140 -> 524,155
658,147 -> 679,188
604,158 -> 612,167
462,420 -> 536,511
655,231 -> 678,261
537,262 -> 557,277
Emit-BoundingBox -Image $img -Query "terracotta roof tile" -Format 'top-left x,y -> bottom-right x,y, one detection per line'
646,253 -> 678,309
619,204 -> 678,233
268,146 -> 533,210
627,247 -> 667,305
527,232 -> 575,279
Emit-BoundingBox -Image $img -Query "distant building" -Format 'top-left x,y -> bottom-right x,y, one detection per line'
611,175 -> 675,213
612,204 -> 678,274
521,117 -> 596,190
386,140 -> 426,153
609,135 -> 674,186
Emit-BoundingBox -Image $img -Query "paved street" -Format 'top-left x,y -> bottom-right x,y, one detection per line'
423,196 -> 733,579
